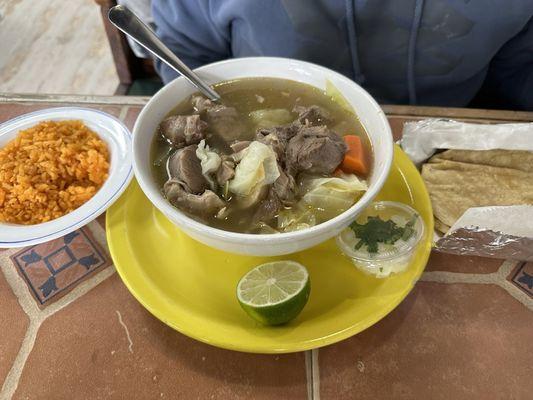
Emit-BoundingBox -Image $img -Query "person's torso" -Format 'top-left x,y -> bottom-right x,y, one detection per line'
211,0 -> 533,105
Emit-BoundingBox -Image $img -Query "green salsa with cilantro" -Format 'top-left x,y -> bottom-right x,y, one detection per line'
350,215 -> 417,254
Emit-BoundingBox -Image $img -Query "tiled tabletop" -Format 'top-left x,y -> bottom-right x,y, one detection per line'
0,94 -> 532,400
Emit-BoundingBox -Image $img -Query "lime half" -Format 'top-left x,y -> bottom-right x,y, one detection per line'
237,261 -> 311,325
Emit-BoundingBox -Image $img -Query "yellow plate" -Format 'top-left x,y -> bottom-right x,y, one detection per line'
107,146 -> 433,353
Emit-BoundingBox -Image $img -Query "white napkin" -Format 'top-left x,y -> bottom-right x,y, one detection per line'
448,205 -> 533,238
401,119 -> 533,165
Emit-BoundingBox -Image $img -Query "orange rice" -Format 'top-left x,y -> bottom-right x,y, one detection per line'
0,120 -> 109,225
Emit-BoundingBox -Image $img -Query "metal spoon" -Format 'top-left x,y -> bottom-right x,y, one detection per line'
108,5 -> 221,102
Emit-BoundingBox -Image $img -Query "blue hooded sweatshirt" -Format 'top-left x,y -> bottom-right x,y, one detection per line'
152,0 -> 533,110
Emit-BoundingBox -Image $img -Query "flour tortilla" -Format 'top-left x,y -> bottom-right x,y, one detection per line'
422,150 -> 533,233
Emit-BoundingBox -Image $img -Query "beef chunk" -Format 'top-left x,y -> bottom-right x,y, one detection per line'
272,168 -> 296,205
164,180 -> 225,216
256,125 -> 298,143
159,115 -> 207,148
191,95 -> 214,113
206,105 -> 246,141
216,159 -> 235,186
252,164 -> 295,224
256,125 -> 298,162
293,105 -> 332,127
191,95 -> 246,141
257,132 -> 285,161
286,125 -> 347,175
252,189 -> 282,225
166,145 -> 208,194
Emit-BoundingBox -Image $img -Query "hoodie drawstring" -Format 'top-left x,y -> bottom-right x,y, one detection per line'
345,0 -> 365,84
407,0 -> 425,104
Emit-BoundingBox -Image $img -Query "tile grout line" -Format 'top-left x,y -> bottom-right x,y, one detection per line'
312,349 -> 320,400
118,105 -> 130,122
494,259 -> 519,279
305,351 -> 313,400
86,220 -> 109,252
0,248 -> 116,399
0,250 -> 43,400
496,280 -> 533,311
420,271 -> 496,284
0,319 -> 42,400
420,259 -> 532,310
0,250 -> 42,317
494,259 -> 533,310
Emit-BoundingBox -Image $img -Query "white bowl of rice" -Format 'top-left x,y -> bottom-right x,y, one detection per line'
0,107 -> 133,248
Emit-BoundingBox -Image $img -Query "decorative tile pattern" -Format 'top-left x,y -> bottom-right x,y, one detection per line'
10,227 -> 110,306
508,262 -> 533,298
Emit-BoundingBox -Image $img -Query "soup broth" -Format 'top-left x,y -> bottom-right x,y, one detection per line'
151,78 -> 372,234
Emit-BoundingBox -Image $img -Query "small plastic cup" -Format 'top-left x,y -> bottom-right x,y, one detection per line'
336,201 -> 425,278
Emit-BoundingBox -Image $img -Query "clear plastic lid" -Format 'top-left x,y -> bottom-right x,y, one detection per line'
336,201 -> 425,276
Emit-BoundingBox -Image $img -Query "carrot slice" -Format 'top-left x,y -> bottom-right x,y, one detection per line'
340,135 -> 369,176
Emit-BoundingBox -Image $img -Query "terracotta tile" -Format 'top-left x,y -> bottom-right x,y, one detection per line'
0,104 -> 48,122
96,214 -> 107,230
319,282 -> 533,400
0,103 -> 122,124
10,226 -> 111,306
55,105 -> 123,118
0,269 -> 29,385
426,251 -> 504,274
387,116 -> 419,142
508,262 -> 533,298
123,106 -> 142,131
92,105 -> 123,118
13,275 -> 307,400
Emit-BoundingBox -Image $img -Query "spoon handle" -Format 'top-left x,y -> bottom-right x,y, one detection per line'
108,5 -> 221,102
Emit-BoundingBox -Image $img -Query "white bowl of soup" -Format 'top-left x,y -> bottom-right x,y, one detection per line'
133,57 -> 393,256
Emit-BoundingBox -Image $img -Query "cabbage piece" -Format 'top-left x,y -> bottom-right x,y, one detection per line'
249,109 -> 292,129
196,140 -> 221,175
229,141 -> 280,196
300,172 -> 367,220
196,139 -> 221,189
234,184 -> 268,209
277,204 -> 317,232
253,222 -> 280,234
325,79 -> 354,114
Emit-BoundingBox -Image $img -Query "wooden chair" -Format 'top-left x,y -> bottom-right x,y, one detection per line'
94,0 -> 161,95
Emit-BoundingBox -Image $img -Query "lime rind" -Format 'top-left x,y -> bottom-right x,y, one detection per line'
237,261 -> 310,325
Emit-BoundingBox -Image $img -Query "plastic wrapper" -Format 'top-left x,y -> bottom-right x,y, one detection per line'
401,119 -> 533,261
402,119 -> 533,166
435,206 -> 533,261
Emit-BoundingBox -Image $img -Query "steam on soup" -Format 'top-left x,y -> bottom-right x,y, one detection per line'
151,78 -> 372,234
